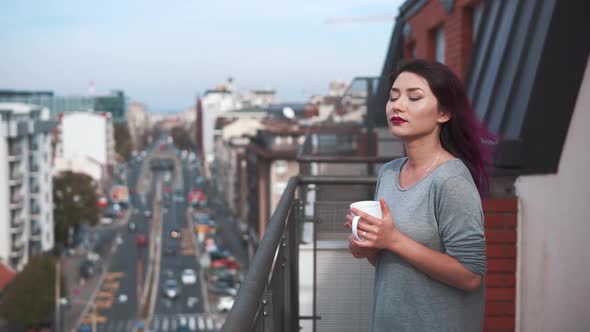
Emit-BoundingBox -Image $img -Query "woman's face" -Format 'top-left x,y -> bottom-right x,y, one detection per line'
385,71 -> 450,140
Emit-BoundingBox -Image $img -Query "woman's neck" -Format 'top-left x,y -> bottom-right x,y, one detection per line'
404,137 -> 444,170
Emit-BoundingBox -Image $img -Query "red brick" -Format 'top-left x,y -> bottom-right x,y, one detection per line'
484,317 -> 515,329
484,214 -> 504,228
486,274 -> 506,287
486,288 -> 515,301
503,275 -> 516,287
485,302 -> 504,316
488,259 -> 516,273
487,274 -> 516,288
486,245 -> 505,257
483,198 -> 518,212
505,214 -> 517,227
486,230 -> 517,243
505,245 -> 517,258
505,302 -> 515,315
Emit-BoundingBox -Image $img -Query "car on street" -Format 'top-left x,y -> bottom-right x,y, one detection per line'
162,279 -> 181,299
170,229 -> 181,239
181,269 -> 197,285
128,221 -> 137,232
136,233 -> 147,247
217,296 -> 235,312
143,210 -> 152,218
163,246 -> 177,256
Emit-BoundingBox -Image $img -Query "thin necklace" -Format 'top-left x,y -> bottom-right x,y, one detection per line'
407,151 -> 442,177
424,151 -> 442,174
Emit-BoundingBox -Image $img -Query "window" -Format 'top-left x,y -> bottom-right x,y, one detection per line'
435,26 -> 445,63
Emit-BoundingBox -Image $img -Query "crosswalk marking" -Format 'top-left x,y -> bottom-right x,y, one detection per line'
198,315 -> 205,330
87,314 -> 223,332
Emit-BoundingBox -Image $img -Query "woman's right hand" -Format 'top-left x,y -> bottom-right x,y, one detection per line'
345,215 -> 378,259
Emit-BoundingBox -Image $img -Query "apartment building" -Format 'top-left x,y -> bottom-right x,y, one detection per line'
0,103 -> 55,270
53,111 -> 116,193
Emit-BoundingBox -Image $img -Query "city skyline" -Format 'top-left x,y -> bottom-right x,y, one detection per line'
1,1 -> 401,112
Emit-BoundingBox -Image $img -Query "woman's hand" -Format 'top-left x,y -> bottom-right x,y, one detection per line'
345,215 -> 378,259
350,198 -> 401,251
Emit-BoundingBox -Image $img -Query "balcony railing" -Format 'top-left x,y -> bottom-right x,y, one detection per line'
10,221 -> 25,235
10,195 -> 23,209
9,172 -> 23,186
8,147 -> 22,161
223,176 -> 378,331
30,227 -> 42,241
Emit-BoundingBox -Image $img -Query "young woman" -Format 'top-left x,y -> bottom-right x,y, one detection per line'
345,59 -> 495,331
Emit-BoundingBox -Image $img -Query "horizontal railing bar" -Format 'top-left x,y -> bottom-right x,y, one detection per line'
300,176 -> 377,185
297,155 -> 392,163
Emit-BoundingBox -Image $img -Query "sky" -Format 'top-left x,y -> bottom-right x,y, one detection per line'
0,0 -> 403,112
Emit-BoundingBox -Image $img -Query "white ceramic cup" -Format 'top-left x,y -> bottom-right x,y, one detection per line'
350,200 -> 382,241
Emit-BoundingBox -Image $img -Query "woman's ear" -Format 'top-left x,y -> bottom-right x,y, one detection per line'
437,109 -> 451,124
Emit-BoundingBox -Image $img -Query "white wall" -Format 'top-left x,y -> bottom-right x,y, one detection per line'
61,112 -> 107,164
515,57 -> 590,331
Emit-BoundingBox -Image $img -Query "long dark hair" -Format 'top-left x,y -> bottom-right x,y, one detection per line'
390,59 -> 496,194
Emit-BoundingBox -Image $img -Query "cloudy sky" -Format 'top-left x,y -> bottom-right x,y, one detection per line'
1,0 -> 402,112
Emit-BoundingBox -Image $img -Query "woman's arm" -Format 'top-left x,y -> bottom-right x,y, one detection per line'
387,232 -> 481,290
352,198 -> 483,291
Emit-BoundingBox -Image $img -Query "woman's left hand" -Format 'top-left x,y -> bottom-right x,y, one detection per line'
351,198 -> 400,250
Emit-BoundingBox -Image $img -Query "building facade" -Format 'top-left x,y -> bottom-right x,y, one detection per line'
54,111 -> 116,192
126,102 -> 150,150
0,90 -> 127,122
0,103 -> 55,270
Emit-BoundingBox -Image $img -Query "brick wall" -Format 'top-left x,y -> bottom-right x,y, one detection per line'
483,197 -> 517,331
404,0 -> 481,79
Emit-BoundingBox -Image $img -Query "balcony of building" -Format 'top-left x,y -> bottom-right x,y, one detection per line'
10,216 -> 25,235
9,193 -> 23,209
9,169 -> 23,186
30,220 -> 42,242
30,202 -> 41,217
223,125 -> 393,331
10,237 -> 26,258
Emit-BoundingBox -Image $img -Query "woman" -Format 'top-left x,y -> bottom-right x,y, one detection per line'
345,59 -> 495,331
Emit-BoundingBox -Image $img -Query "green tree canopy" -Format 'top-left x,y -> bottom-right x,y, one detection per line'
170,125 -> 194,151
114,122 -> 132,161
0,255 -> 64,329
53,171 -> 100,246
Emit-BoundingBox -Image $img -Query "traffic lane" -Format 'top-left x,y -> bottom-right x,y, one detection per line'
155,198 -> 203,315
95,187 -> 153,323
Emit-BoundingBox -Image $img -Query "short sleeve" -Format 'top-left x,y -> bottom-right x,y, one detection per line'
437,176 -> 486,276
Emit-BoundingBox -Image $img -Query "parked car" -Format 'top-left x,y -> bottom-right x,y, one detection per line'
79,259 -> 101,279
136,233 -> 147,247
208,281 -> 238,296
181,269 -> 197,285
170,229 -> 181,239
143,210 -> 152,218
162,279 -> 181,299
217,296 -> 235,312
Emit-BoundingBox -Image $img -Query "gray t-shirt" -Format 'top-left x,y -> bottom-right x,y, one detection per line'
371,158 -> 486,332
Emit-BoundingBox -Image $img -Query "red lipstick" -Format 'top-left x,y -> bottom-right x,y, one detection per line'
390,116 -> 407,125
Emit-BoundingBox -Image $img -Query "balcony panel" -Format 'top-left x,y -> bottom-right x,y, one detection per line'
10,222 -> 25,235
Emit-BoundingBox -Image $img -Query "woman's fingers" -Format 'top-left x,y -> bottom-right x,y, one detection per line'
350,208 -> 380,225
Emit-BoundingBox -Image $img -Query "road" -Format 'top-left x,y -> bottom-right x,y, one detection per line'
78,144 -> 219,331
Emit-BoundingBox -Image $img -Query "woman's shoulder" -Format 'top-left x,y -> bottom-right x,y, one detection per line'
431,159 -> 478,194
379,157 -> 407,174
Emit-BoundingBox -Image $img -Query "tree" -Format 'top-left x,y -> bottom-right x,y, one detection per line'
0,255 -> 65,329
113,122 -> 132,161
170,125 -> 194,151
53,171 -> 100,247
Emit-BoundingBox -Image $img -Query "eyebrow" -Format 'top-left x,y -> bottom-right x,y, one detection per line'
390,87 -> 424,93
